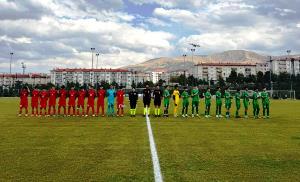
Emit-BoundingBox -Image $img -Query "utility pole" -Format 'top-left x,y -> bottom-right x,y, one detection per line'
189,43 -> 200,79
269,56 -> 273,97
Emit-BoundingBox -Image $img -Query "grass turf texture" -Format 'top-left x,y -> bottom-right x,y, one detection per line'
0,98 -> 300,181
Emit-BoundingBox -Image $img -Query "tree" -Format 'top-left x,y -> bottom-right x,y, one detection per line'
131,80 -> 136,88
227,70 -> 238,83
217,76 -> 226,88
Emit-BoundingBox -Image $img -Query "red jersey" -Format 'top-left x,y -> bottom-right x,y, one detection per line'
40,90 -> 48,108
68,89 -> 77,106
116,90 -> 125,104
97,89 -> 106,105
20,89 -> 29,107
87,89 -> 96,106
48,89 -> 57,106
58,89 -> 67,106
77,89 -> 86,106
31,89 -> 39,107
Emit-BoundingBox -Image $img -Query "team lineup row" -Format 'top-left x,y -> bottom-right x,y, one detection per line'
18,84 -> 270,119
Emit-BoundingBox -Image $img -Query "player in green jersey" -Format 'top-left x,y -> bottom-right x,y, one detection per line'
224,87 -> 232,118
252,88 -> 260,119
215,87 -> 222,118
204,88 -> 212,118
242,86 -> 250,118
261,87 -> 270,119
163,85 -> 171,117
191,86 -> 200,117
235,88 -> 241,118
181,87 -> 190,117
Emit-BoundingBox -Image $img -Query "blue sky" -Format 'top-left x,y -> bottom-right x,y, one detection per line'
0,0 -> 299,73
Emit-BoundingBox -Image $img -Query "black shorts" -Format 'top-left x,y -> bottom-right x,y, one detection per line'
143,99 -> 151,107
154,99 -> 161,107
130,101 -> 137,109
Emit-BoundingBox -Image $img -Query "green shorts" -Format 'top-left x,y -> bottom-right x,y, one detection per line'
164,99 -> 169,107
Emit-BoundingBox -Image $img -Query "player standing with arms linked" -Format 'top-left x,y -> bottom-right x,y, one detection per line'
19,86 -> 30,117
191,86 -> 200,118
39,87 -> 48,117
163,85 -> 171,117
116,87 -> 125,117
129,87 -> 138,117
77,86 -> 86,117
261,87 -> 270,119
252,88 -> 260,119
143,85 -> 152,117
31,86 -> 39,117
48,86 -> 57,116
96,86 -> 106,117
153,85 -> 162,117
224,87 -> 232,118
242,86 -> 250,118
181,87 -> 189,118
172,85 -> 180,117
58,85 -> 67,116
68,86 -> 77,116
215,87 -> 222,118
86,85 -> 96,117
204,88 -> 212,118
107,85 -> 116,117
235,88 -> 241,118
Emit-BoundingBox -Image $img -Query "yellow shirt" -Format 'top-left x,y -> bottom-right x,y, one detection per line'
172,90 -> 180,104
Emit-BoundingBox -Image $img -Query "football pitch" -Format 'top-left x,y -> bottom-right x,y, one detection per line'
0,98 -> 299,181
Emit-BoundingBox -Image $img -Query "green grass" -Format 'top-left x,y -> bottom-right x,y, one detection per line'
0,98 -> 300,181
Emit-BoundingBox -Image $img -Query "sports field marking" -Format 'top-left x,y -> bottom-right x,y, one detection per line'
146,110 -> 163,182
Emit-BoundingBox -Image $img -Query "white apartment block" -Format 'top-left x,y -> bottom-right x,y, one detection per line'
151,72 -> 163,84
131,72 -> 151,84
271,57 -> 300,75
50,68 -> 133,87
193,63 -> 257,81
0,73 -> 50,86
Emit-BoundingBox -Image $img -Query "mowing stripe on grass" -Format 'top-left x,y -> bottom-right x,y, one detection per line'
146,111 -> 163,182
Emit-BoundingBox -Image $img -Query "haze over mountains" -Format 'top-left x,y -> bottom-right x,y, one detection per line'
122,50 -> 297,73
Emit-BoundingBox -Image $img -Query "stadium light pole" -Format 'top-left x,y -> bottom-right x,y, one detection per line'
96,53 -> 100,69
91,48 -> 95,69
10,52 -> 13,74
183,54 -> 187,86
189,43 -> 201,79
269,56 -> 273,96
21,62 -> 26,75
286,50 -> 292,91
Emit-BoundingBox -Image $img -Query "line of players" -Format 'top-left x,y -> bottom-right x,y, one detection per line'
18,84 -> 270,119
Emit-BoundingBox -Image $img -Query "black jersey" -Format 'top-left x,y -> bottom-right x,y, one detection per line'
129,91 -> 138,102
153,89 -> 162,100
143,88 -> 152,100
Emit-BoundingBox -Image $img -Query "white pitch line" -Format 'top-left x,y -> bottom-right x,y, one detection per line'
146,110 -> 163,182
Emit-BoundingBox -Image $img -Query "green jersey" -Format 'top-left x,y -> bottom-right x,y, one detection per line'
163,90 -> 170,100
252,91 -> 259,105
216,91 -> 222,104
235,92 -> 241,103
261,91 -> 269,104
191,89 -> 200,102
242,91 -> 249,102
205,91 -> 211,105
182,91 -> 189,104
224,91 -> 231,104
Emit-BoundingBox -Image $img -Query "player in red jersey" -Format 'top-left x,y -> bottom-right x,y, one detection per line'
77,86 -> 86,116
58,85 -> 67,116
39,88 -> 48,116
48,86 -> 57,116
68,86 -> 77,116
96,85 -> 106,117
86,85 -> 96,117
19,86 -> 30,116
31,86 -> 39,116
116,87 -> 125,117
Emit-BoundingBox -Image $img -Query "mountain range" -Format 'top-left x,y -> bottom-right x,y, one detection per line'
122,50 -> 296,73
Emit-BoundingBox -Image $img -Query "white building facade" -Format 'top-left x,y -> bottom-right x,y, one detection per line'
271,57 -> 300,75
0,73 -> 50,86
50,68 -> 133,87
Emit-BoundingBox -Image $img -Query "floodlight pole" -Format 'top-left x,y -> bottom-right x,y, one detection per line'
96,53 -> 100,69
10,52 -> 13,74
183,54 -> 187,86
91,48 -> 95,69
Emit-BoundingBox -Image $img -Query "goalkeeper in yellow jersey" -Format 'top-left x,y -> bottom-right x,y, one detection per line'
172,85 -> 180,117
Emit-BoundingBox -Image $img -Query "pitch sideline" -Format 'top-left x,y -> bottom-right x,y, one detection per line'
146,110 -> 163,182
